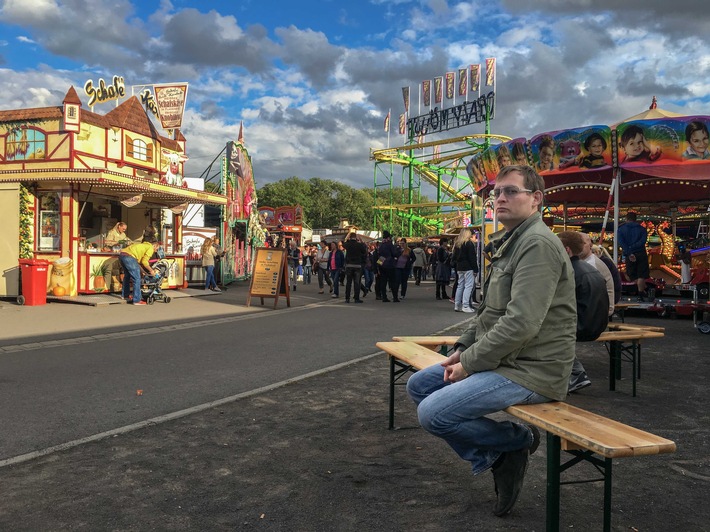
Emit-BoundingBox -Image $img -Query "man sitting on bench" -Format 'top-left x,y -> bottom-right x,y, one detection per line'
406,165 -> 577,517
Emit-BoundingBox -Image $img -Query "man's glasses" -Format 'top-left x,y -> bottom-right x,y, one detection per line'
489,186 -> 534,200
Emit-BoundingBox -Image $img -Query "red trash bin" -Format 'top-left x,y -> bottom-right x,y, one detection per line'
18,259 -> 50,306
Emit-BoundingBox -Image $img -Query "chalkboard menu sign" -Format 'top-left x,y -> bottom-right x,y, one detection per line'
246,248 -> 290,308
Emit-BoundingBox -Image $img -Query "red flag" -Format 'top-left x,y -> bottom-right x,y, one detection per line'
398,114 -> 406,135
238,121 -> 244,143
434,76 -> 443,104
445,72 -> 455,99
384,111 -> 390,132
458,68 -> 467,96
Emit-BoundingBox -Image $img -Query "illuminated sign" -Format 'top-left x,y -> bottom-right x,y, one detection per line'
83,75 -> 126,107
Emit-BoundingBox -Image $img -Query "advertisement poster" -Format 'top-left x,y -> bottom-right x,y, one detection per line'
154,83 -> 189,129
39,210 -> 60,250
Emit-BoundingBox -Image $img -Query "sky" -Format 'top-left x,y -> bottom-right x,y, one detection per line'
1,0 -> 710,193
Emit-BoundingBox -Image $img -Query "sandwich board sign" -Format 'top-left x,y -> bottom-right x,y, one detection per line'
246,247 -> 290,308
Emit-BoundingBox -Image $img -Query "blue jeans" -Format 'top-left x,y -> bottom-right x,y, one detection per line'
407,365 -> 550,474
455,270 -> 475,309
204,265 -> 216,289
363,267 -> 374,291
119,254 -> 143,303
330,269 -> 341,296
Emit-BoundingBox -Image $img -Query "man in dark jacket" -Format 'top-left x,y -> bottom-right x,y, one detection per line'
617,211 -> 649,301
557,231 -> 610,393
343,232 -> 367,303
377,230 -> 400,302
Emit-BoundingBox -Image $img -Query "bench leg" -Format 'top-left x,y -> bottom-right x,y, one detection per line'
603,457 -> 613,532
389,355 -> 396,430
631,342 -> 638,398
546,432 -> 561,532
607,341 -> 619,391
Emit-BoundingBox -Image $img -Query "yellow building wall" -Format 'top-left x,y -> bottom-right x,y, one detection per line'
0,183 -> 20,296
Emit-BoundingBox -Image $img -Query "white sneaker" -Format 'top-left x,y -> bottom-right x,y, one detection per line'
462,306 -> 475,313
454,306 -> 462,312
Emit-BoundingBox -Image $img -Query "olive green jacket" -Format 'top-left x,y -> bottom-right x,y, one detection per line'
457,212 -> 576,401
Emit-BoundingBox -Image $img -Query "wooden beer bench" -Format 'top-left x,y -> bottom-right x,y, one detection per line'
595,329 -> 664,397
376,339 -> 676,532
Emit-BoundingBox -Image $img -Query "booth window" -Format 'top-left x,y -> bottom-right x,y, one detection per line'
37,192 -> 61,251
126,136 -> 154,163
6,127 -> 46,161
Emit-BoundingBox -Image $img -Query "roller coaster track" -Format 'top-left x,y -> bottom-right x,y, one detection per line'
371,134 -> 511,202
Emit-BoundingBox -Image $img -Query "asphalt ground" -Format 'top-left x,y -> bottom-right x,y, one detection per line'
0,280 -> 708,531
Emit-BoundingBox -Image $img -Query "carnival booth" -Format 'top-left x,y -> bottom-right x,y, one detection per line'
470,99 -> 710,298
0,85 -> 227,299
222,140 -> 266,283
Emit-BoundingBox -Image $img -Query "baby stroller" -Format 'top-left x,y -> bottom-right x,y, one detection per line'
141,255 -> 173,304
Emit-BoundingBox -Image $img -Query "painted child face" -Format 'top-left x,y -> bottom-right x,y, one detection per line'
515,153 -> 528,165
689,129 -> 709,156
498,154 -> 512,167
539,146 -> 554,167
589,139 -> 604,156
623,133 -> 645,158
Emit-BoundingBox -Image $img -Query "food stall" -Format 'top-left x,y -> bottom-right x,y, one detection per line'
0,84 -> 227,298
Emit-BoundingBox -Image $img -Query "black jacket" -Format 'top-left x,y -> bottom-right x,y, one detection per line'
571,256 -> 609,341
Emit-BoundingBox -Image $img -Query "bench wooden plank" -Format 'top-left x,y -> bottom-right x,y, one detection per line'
506,403 -> 676,458
377,341 -> 446,370
391,335 -> 459,346
607,323 -> 666,333
596,330 -> 664,342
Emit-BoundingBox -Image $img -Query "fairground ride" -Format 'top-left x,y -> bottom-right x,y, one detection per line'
370,133 -> 510,236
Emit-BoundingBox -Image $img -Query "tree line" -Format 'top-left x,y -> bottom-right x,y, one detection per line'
255,177 -> 437,235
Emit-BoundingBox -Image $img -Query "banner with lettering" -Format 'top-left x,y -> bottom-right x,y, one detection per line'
470,64 -> 480,93
445,72 -> 455,100
434,76 -> 443,104
458,68 -> 467,96
422,80 -> 431,107
402,86 -> 410,114
485,58 -> 496,87
154,83 -> 189,129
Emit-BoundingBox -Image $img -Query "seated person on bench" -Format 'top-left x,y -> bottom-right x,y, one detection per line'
557,231 -> 611,393
406,165 -> 577,517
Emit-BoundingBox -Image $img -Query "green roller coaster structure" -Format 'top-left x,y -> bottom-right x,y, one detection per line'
371,133 -> 511,236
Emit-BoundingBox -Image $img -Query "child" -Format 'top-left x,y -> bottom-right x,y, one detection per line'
619,125 -> 661,163
579,132 -> 608,168
682,121 -> 710,160
536,135 -> 555,172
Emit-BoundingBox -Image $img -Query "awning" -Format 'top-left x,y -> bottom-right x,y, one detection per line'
0,168 -> 227,206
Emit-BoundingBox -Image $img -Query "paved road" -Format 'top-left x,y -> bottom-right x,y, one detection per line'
0,279 -> 468,462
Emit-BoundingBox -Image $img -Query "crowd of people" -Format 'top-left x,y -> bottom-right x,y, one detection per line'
278,230 -> 485,307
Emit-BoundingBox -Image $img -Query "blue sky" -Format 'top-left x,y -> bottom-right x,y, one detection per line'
1,0 -> 710,192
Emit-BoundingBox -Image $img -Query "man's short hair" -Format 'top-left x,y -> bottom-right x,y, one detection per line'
626,211 -> 637,221
557,231 -> 584,256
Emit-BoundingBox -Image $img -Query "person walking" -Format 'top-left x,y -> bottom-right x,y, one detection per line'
201,237 -> 221,292
288,240 -> 301,292
327,241 -> 345,298
412,243 -> 427,285
302,245 -> 313,285
377,231 -> 400,302
406,165 -> 576,517
343,232 -> 367,303
395,238 -> 414,300
434,239 -> 451,300
453,228 -> 479,313
315,241 -> 333,294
